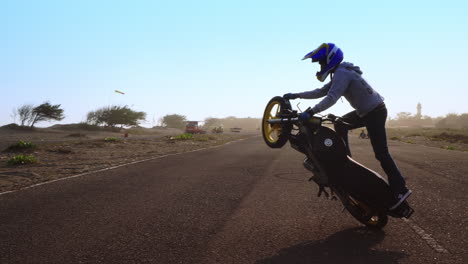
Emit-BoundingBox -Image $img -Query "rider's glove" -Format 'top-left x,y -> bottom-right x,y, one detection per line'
283,93 -> 299,100
299,109 -> 315,122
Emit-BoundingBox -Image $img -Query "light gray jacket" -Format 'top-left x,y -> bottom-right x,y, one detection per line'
298,62 -> 384,117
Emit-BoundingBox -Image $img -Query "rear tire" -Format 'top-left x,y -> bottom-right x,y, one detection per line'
262,96 -> 292,148
345,196 -> 388,229
362,212 -> 388,229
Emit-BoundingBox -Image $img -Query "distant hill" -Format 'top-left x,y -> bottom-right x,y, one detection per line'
48,123 -> 105,131
0,123 -> 35,131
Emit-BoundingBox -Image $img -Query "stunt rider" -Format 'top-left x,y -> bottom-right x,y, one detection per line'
283,43 -> 411,210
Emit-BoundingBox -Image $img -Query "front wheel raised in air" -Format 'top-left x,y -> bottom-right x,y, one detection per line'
262,96 -> 292,148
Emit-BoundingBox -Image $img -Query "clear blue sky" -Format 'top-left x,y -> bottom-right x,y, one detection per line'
2,0 -> 467,127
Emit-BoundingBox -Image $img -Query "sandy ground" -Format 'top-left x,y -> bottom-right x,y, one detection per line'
351,129 -> 468,152
1,126 -> 465,193
0,127 -> 255,192
389,135 -> 468,151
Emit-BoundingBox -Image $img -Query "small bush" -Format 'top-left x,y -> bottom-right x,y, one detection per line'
443,146 -> 456,150
6,141 -> 36,152
405,140 -> 415,144
104,137 -> 122,142
7,155 -> 37,166
194,136 -> 209,142
173,133 -> 193,140
390,136 -> 400,141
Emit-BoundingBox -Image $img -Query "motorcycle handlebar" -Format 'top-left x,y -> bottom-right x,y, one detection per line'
267,115 -> 352,127
267,117 -> 299,124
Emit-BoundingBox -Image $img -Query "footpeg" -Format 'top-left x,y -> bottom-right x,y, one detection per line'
400,206 -> 414,218
303,158 -> 315,172
304,158 -> 328,186
388,202 -> 414,219
317,186 -> 329,198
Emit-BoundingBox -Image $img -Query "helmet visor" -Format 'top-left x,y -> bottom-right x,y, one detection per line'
302,43 -> 329,62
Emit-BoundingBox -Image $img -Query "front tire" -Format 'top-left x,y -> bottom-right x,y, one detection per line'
262,96 -> 292,148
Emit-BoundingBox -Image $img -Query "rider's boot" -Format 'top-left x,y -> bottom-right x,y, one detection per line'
389,189 -> 412,211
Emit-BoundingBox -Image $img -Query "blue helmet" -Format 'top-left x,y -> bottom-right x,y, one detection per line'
302,43 -> 344,82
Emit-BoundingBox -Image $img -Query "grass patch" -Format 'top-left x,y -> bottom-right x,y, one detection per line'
442,146 -> 456,150
173,133 -> 194,140
5,141 -> 36,152
193,135 -> 217,142
194,136 -> 209,142
104,137 -> 122,142
405,140 -> 415,144
390,136 -> 400,141
7,154 -> 37,166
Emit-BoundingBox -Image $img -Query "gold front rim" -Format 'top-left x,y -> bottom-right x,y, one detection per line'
263,101 -> 282,143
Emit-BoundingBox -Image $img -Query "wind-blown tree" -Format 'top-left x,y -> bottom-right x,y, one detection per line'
29,102 -> 65,127
86,108 -> 107,126
16,104 -> 34,126
86,105 -> 146,128
160,114 -> 187,129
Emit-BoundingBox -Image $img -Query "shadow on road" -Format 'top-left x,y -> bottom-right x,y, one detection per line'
255,227 -> 407,264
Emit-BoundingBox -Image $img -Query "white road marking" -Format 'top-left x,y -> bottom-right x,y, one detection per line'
0,137 -> 255,196
403,218 -> 449,253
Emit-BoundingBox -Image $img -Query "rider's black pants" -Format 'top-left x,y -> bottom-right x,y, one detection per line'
334,103 -> 408,195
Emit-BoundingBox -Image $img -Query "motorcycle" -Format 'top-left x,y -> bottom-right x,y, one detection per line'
262,96 -> 414,229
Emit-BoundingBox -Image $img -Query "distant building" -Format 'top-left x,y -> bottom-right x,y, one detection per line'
416,103 -> 422,119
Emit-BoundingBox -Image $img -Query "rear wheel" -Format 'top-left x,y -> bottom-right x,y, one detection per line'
262,96 -> 292,148
345,195 -> 388,229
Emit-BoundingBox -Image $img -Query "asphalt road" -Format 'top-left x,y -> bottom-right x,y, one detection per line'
0,136 -> 466,264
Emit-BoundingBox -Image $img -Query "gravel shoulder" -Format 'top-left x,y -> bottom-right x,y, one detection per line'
0,127 -> 255,193
2,126 -> 464,193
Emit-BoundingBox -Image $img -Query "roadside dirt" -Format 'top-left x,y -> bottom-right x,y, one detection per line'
2,126 -> 464,193
0,127 -> 254,193
351,129 -> 468,152
388,135 -> 468,152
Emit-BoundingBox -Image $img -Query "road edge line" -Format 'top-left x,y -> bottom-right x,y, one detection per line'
403,218 -> 449,253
